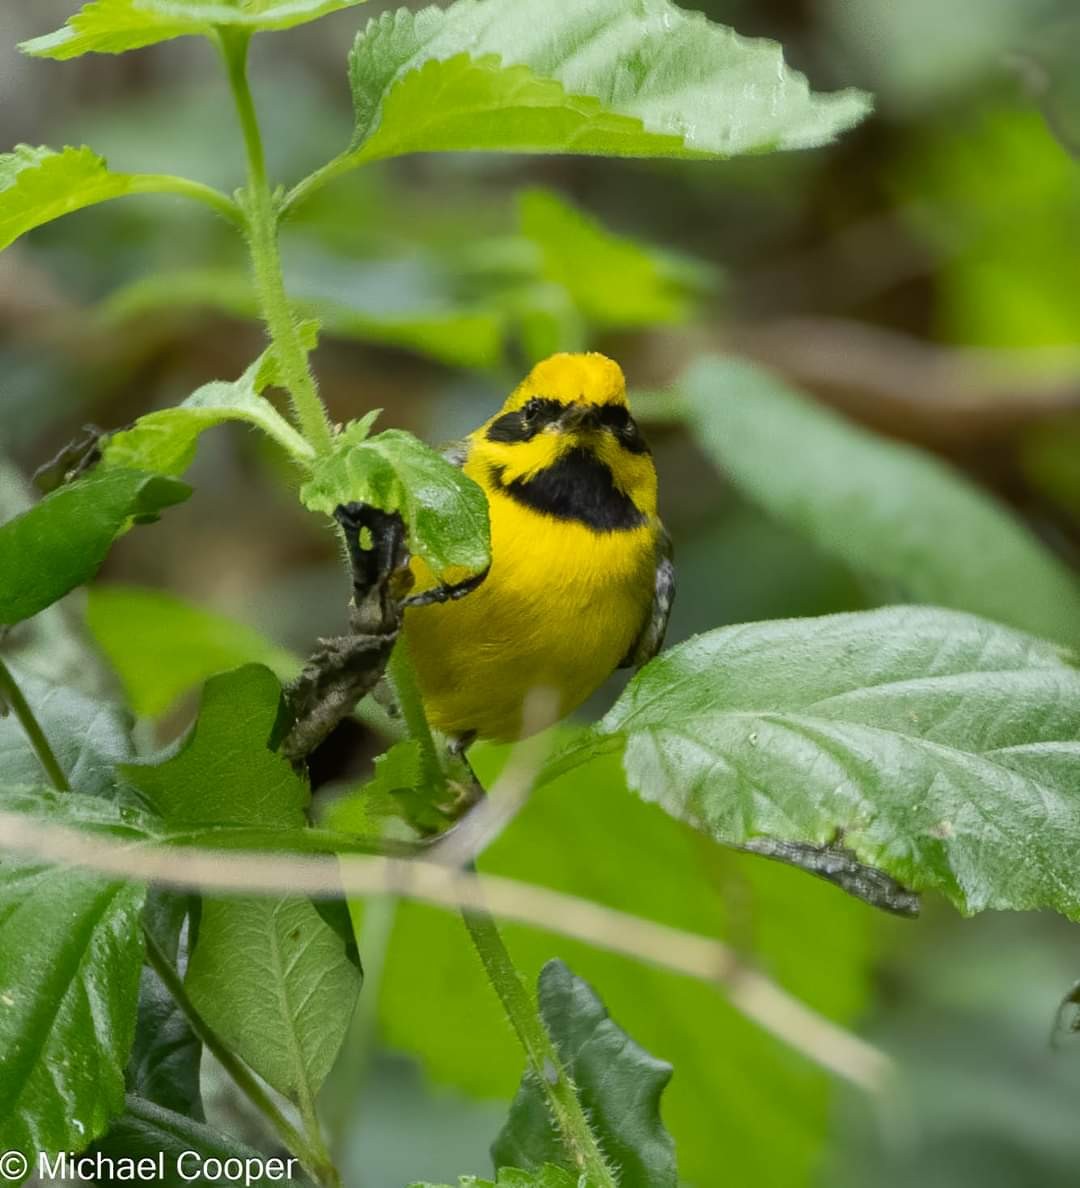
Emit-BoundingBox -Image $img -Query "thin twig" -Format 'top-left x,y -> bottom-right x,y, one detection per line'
0,810 -> 891,1092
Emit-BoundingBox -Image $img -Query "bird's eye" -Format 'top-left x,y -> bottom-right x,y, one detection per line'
522,399 -> 544,424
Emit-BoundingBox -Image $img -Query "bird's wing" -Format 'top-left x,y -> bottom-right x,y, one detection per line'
621,524 -> 675,669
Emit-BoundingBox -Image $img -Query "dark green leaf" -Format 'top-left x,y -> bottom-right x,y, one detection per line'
121,664 -> 308,827
493,960 -> 676,1187
128,892 -> 203,1119
679,356 -> 1080,644
87,585 -> 301,718
0,670 -> 133,798
301,426 -> 491,582
22,0 -> 369,59
599,606 -> 1080,918
185,895 -> 362,1106
0,467 -> 190,626
0,794 -> 145,1167
95,1095 -> 298,1186
101,354 -> 315,476
346,0 -> 870,166
410,1167 -> 585,1188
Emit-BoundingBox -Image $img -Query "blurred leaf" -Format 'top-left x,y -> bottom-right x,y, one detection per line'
102,264 -> 505,370
121,664 -> 308,827
301,426 -> 491,582
95,1096 -> 288,1187
380,747 -> 880,1187
0,670 -> 133,798
102,351 -> 315,476
1010,16 -> 1080,159
344,0 -> 870,166
493,960 -> 676,1187
87,585 -> 301,717
324,739 -> 437,835
1021,416 -> 1080,519
896,105 -> 1080,348
22,0 -> 369,59
680,356 -> 1080,644
518,189 -> 707,328
0,468 -> 190,627
598,606 -> 1080,919
411,1168 -> 585,1188
0,790 -> 145,1169
185,895 -> 362,1107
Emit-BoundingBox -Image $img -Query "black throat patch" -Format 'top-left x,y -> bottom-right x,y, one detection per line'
490,448 -> 646,532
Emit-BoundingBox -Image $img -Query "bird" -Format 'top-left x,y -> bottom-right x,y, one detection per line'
401,351 -> 673,744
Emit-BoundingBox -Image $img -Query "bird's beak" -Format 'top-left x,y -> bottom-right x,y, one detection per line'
558,402 -> 600,433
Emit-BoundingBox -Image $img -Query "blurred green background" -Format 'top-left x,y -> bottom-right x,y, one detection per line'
3,2 -> 1080,1186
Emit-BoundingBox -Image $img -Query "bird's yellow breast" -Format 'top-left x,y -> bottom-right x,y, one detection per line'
403,457 -> 658,743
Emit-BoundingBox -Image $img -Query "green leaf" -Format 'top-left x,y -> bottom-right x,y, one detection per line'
0,145 -> 139,251
410,1167 -> 586,1188
379,746 -> 881,1187
185,895 -> 362,1106
493,960 -> 676,1187
518,189 -> 708,329
599,606 -> 1080,919
0,670 -> 134,798
0,793 -> 146,1167
0,467 -> 190,627
87,585 -> 301,718
102,352 -> 315,477
121,665 -> 307,827
679,356 -> 1080,644
95,1096 -> 293,1186
301,425 -> 491,581
345,0 -> 870,167
22,0 -> 369,59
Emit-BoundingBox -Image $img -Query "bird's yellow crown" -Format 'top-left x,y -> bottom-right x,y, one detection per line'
503,351 -> 629,411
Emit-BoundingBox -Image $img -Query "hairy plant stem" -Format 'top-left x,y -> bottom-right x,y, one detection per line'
0,656 -> 70,792
129,174 -> 243,225
388,647 -> 616,1186
218,28 -> 334,457
143,927 -> 340,1188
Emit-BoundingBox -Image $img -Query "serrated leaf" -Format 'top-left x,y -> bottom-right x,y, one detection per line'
410,1166 -> 585,1188
87,585 -> 301,718
0,670 -> 134,798
102,350 -> 315,477
493,960 -> 676,1187
680,356 -> 1080,645
22,0 -> 369,59
598,606 -> 1080,919
301,425 -> 490,581
345,0 -> 870,167
0,145 -> 140,251
518,189 -> 707,329
121,664 -> 307,827
94,1097 -> 289,1186
0,467 -> 190,627
0,792 -> 146,1167
185,895 -> 362,1106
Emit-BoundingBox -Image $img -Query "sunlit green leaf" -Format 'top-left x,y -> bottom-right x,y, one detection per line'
599,607 -> 1080,919
102,350 -> 315,476
185,895 -> 362,1106
0,791 -> 145,1169
518,189 -> 709,329
22,0 -> 369,59
680,356 -> 1080,644
0,468 -> 190,627
301,425 -> 491,581
87,585 -> 301,718
121,664 -> 307,827
493,960 -> 676,1187
344,0 -> 870,166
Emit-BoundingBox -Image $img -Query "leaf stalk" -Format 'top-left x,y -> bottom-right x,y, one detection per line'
0,656 -> 70,792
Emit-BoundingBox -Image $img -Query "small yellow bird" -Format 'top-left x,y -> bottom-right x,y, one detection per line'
402,351 -> 673,743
